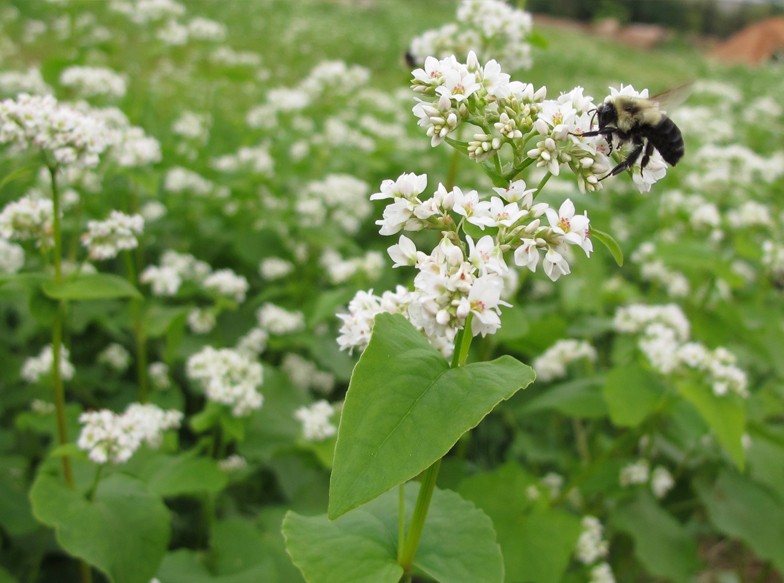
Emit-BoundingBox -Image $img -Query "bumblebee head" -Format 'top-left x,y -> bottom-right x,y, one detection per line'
596,100 -> 618,129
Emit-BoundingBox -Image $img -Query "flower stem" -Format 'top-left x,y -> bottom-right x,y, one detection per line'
48,165 -> 75,489
534,171 -> 552,196
446,148 -> 460,190
397,458 -> 441,574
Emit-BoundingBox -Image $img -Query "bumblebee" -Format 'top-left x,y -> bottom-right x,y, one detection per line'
582,87 -> 687,180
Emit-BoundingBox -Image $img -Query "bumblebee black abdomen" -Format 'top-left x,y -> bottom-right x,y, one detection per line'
644,116 -> 684,166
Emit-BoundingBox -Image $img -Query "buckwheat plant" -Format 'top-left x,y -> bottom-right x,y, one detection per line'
284,53 -> 634,583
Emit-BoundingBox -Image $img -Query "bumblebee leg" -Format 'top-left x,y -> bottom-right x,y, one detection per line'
640,140 -> 655,177
599,142 -> 644,181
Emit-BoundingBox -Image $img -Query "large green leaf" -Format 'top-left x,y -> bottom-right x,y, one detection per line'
612,490 -> 700,583
284,483 -> 503,583
677,382 -> 746,469
42,273 -> 142,301
329,313 -> 535,518
458,463 -> 581,583
603,364 -> 666,427
30,471 -> 170,583
695,469 -> 784,574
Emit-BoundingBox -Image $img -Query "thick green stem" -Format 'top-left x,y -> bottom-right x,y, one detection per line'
446,148 -> 460,190
397,458 -> 442,573
48,166 -> 75,488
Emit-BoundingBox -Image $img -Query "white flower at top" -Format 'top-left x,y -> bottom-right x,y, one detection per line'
589,563 -> 617,583
620,459 -> 650,486
81,210 -> 144,260
77,403 -> 182,465
186,346 -> 264,417
0,93 -> 112,168
651,466 -> 675,499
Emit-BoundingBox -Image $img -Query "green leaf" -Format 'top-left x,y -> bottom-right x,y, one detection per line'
284,483 -> 503,583
695,469 -> 784,574
42,273 -> 142,301
146,454 -> 228,497
458,463 -> 581,583
677,382 -> 746,469
603,364 -> 666,427
612,489 -> 701,582
30,471 -> 170,583
520,376 -> 608,418
329,313 -> 535,518
591,228 -> 623,267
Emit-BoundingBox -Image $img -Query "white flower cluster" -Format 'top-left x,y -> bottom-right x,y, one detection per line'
186,17 -> 226,42
619,459 -> 675,499
148,361 -> 171,390
256,302 -> 306,335
0,67 -> 52,95
81,210 -> 144,260
338,170 -> 593,356
77,403 -> 182,464
320,249 -> 383,284
762,241 -> 784,283
164,167 -> 222,198
297,174 -> 371,235
60,66 -> 127,99
294,400 -> 338,442
0,193 -> 53,246
97,342 -> 131,372
171,110 -> 210,142
613,304 -> 748,398
533,338 -> 598,382
21,344 -> 75,383
575,516 -> 609,565
589,563 -> 617,583
410,53 -> 621,192
0,93 -> 112,168
259,257 -> 294,281
202,269 -> 249,303
211,144 -> 274,176
246,60 -> 369,127
409,0 -> 533,72
235,327 -> 269,358
0,238 -> 24,273
208,47 -> 262,68
281,353 -> 336,394
631,242 -> 690,298
187,308 -> 216,335
186,346 -> 264,417
140,249 -> 211,296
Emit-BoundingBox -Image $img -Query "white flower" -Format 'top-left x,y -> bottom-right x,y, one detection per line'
218,454 -> 247,473
388,235 -> 421,269
203,269 -> 249,303
97,343 -> 131,372
542,248 -> 571,281
140,265 -> 181,296
651,466 -> 675,499
77,403 -> 182,465
590,563 -> 616,583
533,339 -> 597,382
467,275 -> 506,337
60,66 -> 127,99
294,400 -> 337,441
187,308 -> 216,335
0,194 -> 53,244
259,257 -> 294,280
148,362 -> 171,390
22,345 -> 75,383
514,238 -> 540,272
81,211 -> 144,261
186,346 -> 264,417
620,459 -> 650,487
545,199 -> 592,256
0,239 -> 24,273
256,303 -> 305,335
576,516 -> 609,565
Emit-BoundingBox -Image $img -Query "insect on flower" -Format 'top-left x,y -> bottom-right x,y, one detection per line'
579,84 -> 690,180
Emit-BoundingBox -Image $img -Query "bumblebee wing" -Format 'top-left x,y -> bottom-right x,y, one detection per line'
650,82 -> 693,114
